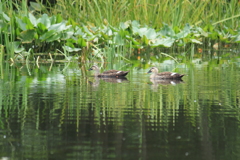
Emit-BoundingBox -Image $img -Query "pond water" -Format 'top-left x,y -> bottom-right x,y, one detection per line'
1,51 -> 240,160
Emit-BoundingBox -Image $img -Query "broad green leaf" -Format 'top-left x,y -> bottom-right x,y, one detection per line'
36,23 -> 47,34
66,39 -> 76,48
12,41 -> 25,53
120,22 -> 128,30
114,33 -> 124,45
30,2 -> 42,11
151,37 -> 175,47
29,13 -> 37,26
49,22 -> 71,32
233,35 -> 240,42
3,13 -> 10,21
56,14 -> 63,23
75,27 -> 87,37
145,28 -> 157,39
159,24 -> 175,37
49,15 -> 56,24
46,34 -> 61,42
77,37 -> 87,47
138,27 -> 148,37
175,24 -> 191,39
37,14 -> 51,28
16,17 -> 26,31
142,35 -> 149,45
61,31 -> 74,40
39,30 -> 56,41
131,20 -> 140,29
19,29 -> 36,43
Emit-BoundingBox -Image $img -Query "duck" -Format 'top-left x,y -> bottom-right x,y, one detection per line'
88,65 -> 129,77
147,67 -> 184,79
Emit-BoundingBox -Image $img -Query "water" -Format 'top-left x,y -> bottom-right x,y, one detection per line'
1,55 -> 240,160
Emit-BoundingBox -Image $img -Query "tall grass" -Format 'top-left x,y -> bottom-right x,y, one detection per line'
54,0 -> 240,28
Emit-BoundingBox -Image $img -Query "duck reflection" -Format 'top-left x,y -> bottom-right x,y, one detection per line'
88,77 -> 129,88
150,79 -> 184,86
149,79 -> 184,91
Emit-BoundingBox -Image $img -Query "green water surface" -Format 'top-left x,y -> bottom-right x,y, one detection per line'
0,51 -> 240,160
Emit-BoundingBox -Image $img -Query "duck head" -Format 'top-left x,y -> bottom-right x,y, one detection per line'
147,67 -> 159,74
88,65 -> 99,71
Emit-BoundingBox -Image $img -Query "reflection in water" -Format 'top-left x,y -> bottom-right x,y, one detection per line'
150,78 -> 184,86
1,61 -> 240,160
88,76 -> 129,88
149,79 -> 184,91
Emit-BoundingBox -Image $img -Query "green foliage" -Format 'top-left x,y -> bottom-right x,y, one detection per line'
0,0 -> 239,63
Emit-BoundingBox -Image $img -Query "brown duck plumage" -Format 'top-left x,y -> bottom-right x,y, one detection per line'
147,67 -> 184,79
88,65 -> 129,77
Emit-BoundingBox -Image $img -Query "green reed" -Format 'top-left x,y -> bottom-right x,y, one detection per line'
54,0 -> 239,28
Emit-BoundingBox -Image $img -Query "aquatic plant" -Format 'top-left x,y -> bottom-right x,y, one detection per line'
0,0 -> 239,63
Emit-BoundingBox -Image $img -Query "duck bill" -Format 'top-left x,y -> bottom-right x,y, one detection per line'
88,68 -> 93,71
147,70 -> 152,74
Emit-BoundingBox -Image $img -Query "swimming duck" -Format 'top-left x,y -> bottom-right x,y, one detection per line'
88,65 -> 129,77
147,67 -> 184,79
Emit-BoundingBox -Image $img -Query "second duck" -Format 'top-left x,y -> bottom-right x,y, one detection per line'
147,67 -> 184,79
88,65 -> 129,77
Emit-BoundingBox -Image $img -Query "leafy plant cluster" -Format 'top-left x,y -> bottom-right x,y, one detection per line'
0,12 -> 240,61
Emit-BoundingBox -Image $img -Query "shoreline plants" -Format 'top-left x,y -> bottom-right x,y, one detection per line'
0,0 -> 240,63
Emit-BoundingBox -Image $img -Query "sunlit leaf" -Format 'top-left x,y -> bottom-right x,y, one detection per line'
29,13 -> 37,26
49,22 -> 71,32
3,13 -> 10,21
37,14 -> 51,28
